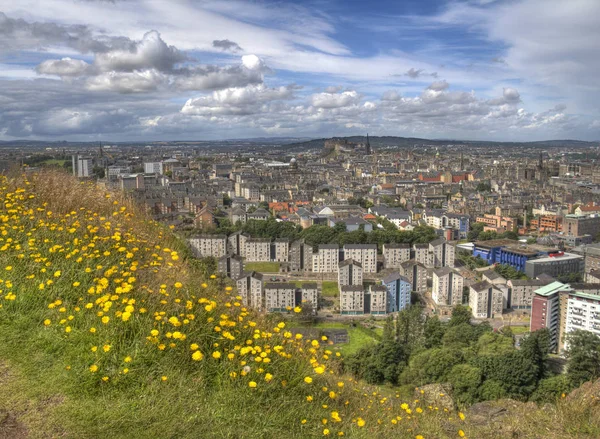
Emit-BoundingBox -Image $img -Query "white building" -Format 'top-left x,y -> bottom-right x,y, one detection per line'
383,243 -> 411,269
300,283 -> 319,309
312,244 -> 339,273
340,285 -> 365,315
469,281 -> 504,319
72,155 -> 93,178
144,162 -> 164,175
343,244 -> 377,273
564,291 -> 600,346
338,259 -> 363,287
369,285 -> 388,315
432,267 -> 464,306
189,235 -> 227,258
236,272 -> 264,311
244,238 -> 271,262
264,283 -> 296,312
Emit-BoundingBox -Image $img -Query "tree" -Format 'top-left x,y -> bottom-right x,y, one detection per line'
530,375 -> 572,403
333,221 -> 347,234
423,316 -> 446,349
520,329 -> 551,382
449,364 -> 483,406
501,231 -> 519,240
476,332 -> 514,356
395,304 -> 425,354
449,305 -> 472,327
565,330 -> 600,386
473,351 -> 539,399
478,231 -> 499,241
478,379 -> 507,401
476,182 -> 492,192
468,222 -> 485,241
92,166 -> 105,179
399,348 -> 465,386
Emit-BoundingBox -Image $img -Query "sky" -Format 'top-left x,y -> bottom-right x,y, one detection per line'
0,0 -> 599,142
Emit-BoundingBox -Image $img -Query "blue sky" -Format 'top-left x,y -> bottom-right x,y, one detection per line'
0,0 -> 599,141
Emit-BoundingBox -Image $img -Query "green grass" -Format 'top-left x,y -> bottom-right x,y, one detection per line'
244,261 -> 281,273
42,159 -> 68,166
506,325 -> 530,335
321,281 -> 339,297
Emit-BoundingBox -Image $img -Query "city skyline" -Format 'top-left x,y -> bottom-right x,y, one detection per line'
1,0 -> 599,142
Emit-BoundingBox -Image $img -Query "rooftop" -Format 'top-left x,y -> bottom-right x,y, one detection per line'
534,281 -> 572,297
527,252 -> 583,264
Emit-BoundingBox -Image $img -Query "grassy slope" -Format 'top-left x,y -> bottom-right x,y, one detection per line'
244,261 -> 281,273
0,171 -> 598,439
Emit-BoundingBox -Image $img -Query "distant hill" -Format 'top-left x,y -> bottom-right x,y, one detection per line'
285,136 -> 599,151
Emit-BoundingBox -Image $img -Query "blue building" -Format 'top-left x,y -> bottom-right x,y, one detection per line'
382,273 -> 412,313
472,239 -> 545,272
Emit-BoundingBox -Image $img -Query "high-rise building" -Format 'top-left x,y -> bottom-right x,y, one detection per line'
382,273 -> 411,313
338,259 -> 363,287
72,155 -> 93,178
432,267 -> 464,306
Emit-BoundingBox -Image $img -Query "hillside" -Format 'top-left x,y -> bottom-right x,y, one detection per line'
0,170 -> 598,439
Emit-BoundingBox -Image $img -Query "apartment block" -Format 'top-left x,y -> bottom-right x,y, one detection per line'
399,260 -> 427,293
382,243 -> 411,269
300,283 -> 319,309
340,285 -> 365,315
506,279 -> 550,309
236,271 -> 264,311
382,273 -> 411,313
530,282 -> 568,352
469,281 -> 504,319
432,267 -> 464,306
264,283 -> 296,312
343,244 -> 377,273
312,244 -> 339,273
289,239 -> 312,272
413,243 -> 430,267
338,259 -> 363,287
564,292 -> 600,348
272,238 -> 290,262
217,254 -> 243,280
244,238 -> 271,262
189,234 -> 227,258
369,285 -> 388,315
227,231 -> 249,257
428,239 -> 456,268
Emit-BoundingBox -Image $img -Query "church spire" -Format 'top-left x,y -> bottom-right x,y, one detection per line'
365,133 -> 371,155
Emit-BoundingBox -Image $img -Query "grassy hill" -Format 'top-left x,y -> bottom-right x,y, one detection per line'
0,170 -> 598,439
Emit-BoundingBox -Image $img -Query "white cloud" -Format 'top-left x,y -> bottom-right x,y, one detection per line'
94,30 -> 186,72
86,70 -> 167,93
311,90 -> 361,109
181,83 -> 296,116
36,57 -> 92,77
427,80 -> 449,91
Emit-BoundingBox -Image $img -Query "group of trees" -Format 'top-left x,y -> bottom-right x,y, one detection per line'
344,305 -> 598,407
494,263 -> 528,280
467,222 -> 519,242
212,218 -> 439,251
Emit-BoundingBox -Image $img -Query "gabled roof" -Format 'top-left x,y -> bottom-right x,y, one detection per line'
470,281 -> 492,292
